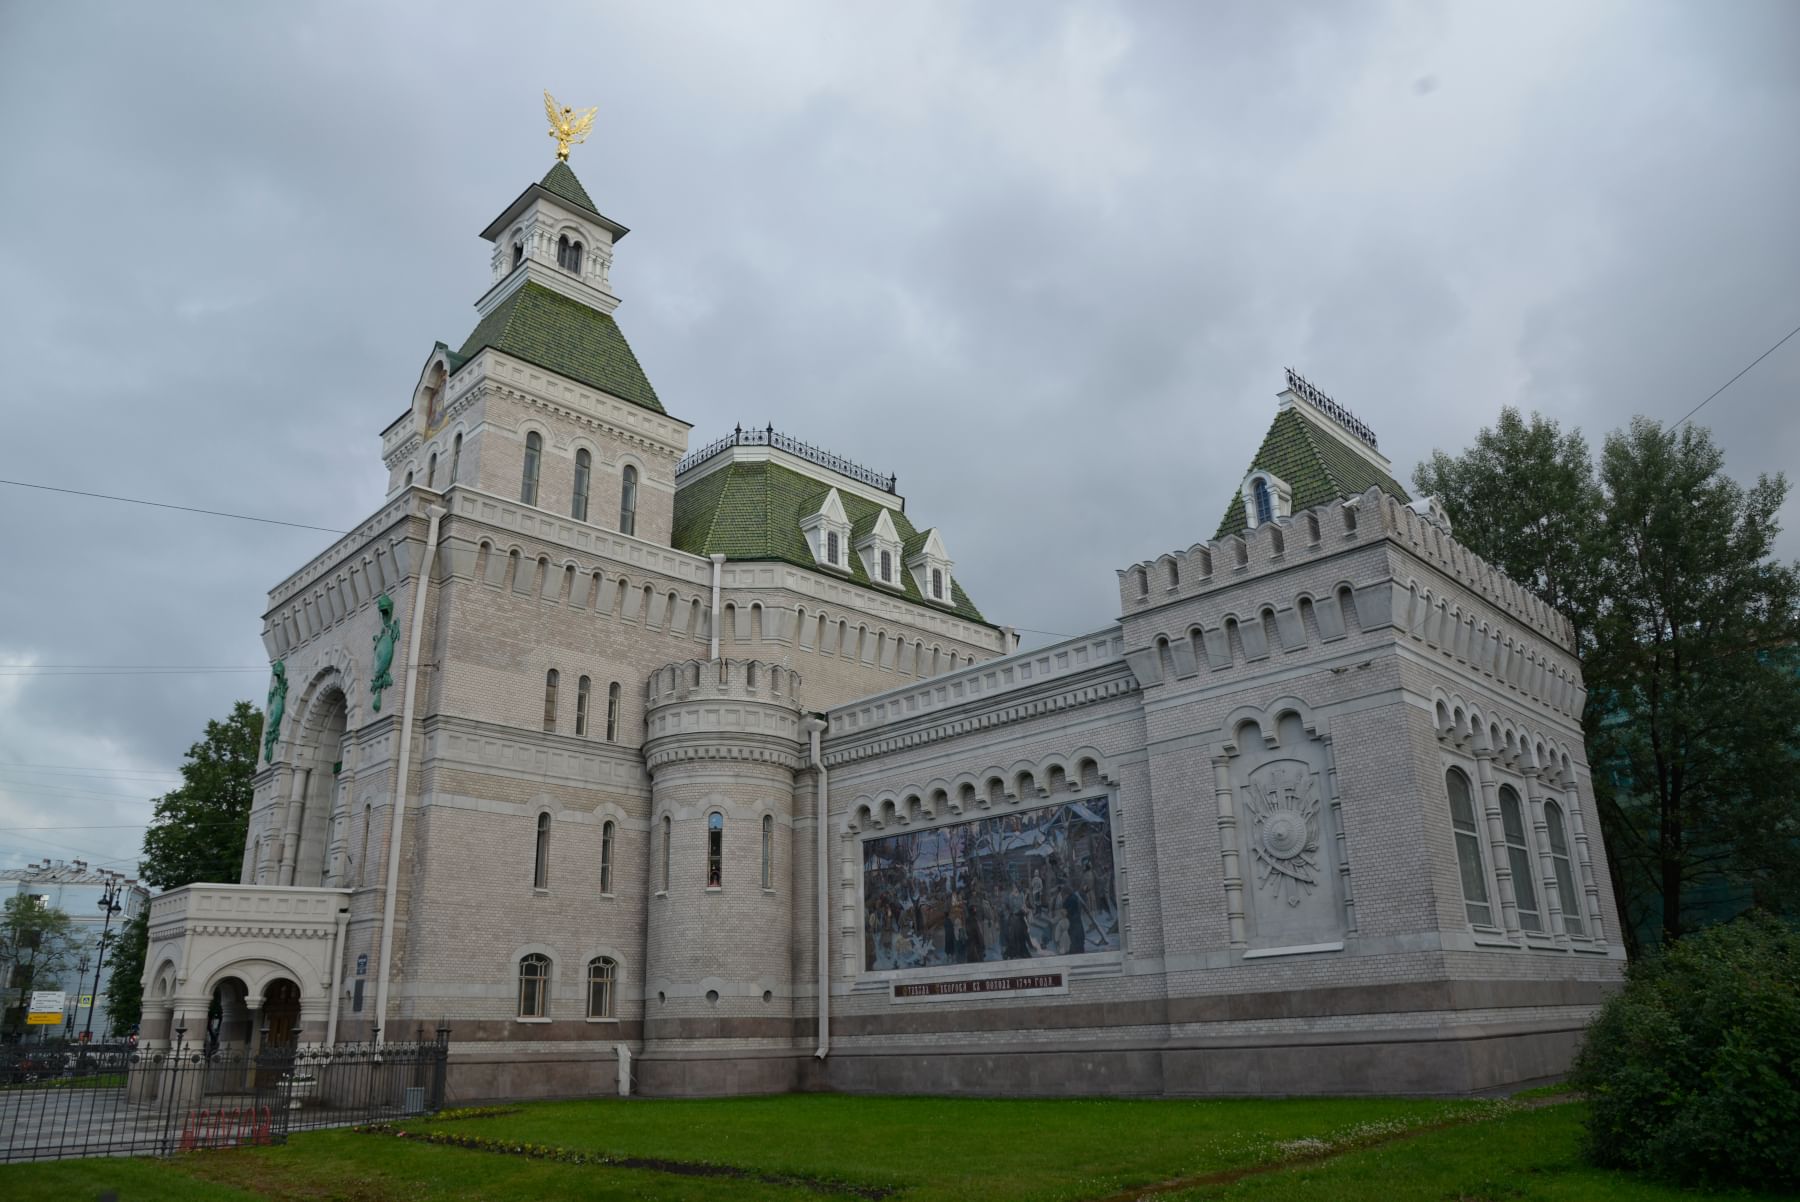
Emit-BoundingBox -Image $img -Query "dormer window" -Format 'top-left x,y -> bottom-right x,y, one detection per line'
855,507 -> 904,589
906,528 -> 955,605
931,568 -> 944,599
881,550 -> 892,582
800,488 -> 852,573
556,235 -> 583,274
1240,470 -> 1292,530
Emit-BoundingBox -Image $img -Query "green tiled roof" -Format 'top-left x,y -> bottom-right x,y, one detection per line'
455,282 -> 663,414
1214,406 -> 1411,539
673,460 -> 991,625
539,161 -> 599,217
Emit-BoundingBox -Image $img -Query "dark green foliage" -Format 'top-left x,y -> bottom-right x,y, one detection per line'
139,700 -> 262,891
1571,913 -> 1800,1189
102,908 -> 148,1036
1,895 -> 79,1036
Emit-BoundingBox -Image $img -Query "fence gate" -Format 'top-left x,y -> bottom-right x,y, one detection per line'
0,1031 -> 449,1163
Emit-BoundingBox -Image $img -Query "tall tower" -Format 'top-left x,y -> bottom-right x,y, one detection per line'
638,658 -> 809,1094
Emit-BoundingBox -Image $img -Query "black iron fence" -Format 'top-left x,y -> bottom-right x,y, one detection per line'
0,1031 -> 448,1163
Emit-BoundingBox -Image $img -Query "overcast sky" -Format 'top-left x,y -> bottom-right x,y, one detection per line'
2,1 -> 1796,877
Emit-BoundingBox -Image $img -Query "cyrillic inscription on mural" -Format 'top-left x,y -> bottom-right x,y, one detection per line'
862,796 -> 1120,971
893,972 -> 1064,1000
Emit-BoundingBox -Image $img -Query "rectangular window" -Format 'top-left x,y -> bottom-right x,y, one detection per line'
575,676 -> 591,737
587,958 -> 615,1019
600,821 -> 615,895
707,812 -> 723,888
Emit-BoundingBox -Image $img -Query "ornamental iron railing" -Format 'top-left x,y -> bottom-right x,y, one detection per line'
1284,367 -> 1381,451
0,1028 -> 449,1163
676,424 -> 898,494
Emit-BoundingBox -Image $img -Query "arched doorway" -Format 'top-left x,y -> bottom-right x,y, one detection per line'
262,979 -> 301,1049
289,687 -> 349,886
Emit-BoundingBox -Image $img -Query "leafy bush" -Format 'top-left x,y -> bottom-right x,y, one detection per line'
1571,912 -> 1799,1189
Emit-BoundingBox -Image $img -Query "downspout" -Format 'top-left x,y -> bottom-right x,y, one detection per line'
324,904 -> 349,1046
802,715 -> 830,1059
709,553 -> 725,660
374,503 -> 445,1045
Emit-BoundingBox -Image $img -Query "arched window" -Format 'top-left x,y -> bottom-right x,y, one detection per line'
1445,768 -> 1492,926
533,811 -> 551,889
404,469 -> 413,488
879,549 -> 891,582
826,531 -> 839,565
618,465 -> 637,536
1545,802 -> 1585,936
586,956 -> 616,1019
1253,477 -> 1273,525
517,953 -> 549,1017
569,241 -> 583,273
761,814 -> 774,890
659,815 -> 671,892
575,675 -> 591,737
556,235 -> 572,269
521,431 -> 542,505
512,240 -> 523,269
449,432 -> 462,485
931,568 -> 944,600
706,812 -> 724,888
427,452 -> 437,489
543,669 -> 559,733
600,820 -> 615,894
571,448 -> 591,521
605,682 -> 621,742
1498,786 -> 1542,932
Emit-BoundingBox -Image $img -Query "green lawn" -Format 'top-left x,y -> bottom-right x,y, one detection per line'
0,1094 -> 1781,1201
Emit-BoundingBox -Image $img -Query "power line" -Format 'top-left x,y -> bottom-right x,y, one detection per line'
0,667 -> 265,677
1672,319 -> 1800,429
0,478 -> 349,535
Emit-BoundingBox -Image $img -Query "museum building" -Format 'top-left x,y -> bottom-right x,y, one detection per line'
138,145 -> 1626,1100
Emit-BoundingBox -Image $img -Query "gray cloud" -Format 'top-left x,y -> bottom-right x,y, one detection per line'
2,0 -> 1796,871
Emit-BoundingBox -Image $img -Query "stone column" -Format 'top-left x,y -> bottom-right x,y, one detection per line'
1562,779 -> 1607,945
1212,756 -> 1247,947
278,768 -> 311,886
1472,741 -> 1520,934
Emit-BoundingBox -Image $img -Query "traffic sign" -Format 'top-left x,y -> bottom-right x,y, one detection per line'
26,990 -> 65,1025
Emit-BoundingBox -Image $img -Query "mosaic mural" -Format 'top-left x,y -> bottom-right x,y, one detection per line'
861,797 -> 1120,971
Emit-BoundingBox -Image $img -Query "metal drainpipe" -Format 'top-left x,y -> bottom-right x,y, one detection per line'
374,503 -> 445,1045
802,715 -> 830,1059
324,905 -> 349,1046
709,553 -> 725,660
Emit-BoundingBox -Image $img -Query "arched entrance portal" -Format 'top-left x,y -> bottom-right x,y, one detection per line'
286,687 -> 349,887
263,979 -> 301,1049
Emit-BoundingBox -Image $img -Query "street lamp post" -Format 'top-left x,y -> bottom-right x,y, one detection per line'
82,871 -> 124,1041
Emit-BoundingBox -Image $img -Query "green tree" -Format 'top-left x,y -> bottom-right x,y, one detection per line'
139,700 -> 263,890
102,909 -> 148,1037
2,893 -> 79,1036
1413,407 -> 1605,648
1586,419 -> 1800,945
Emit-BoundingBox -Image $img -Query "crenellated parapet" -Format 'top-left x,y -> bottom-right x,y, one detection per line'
641,658 -> 808,772
1119,486 -> 1575,651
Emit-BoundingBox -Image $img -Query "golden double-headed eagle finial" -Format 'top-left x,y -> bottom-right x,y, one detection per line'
544,90 -> 598,163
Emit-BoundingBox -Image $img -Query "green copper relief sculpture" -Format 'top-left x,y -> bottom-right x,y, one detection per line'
370,593 -> 400,712
263,660 -> 287,763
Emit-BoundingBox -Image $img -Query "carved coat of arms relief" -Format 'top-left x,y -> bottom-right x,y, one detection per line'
1243,761 -> 1322,906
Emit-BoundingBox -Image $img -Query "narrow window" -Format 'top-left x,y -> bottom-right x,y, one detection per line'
533,812 -> 551,889
572,448 -> 591,521
575,675 -> 591,736
606,681 -> 621,742
1498,786 -> 1542,932
618,465 -> 637,535
521,431 -> 542,505
359,804 -> 371,887
600,820 -> 615,894
427,452 -> 437,489
450,432 -> 462,484
404,469 -> 413,487
569,241 -> 583,274
1253,477 -> 1273,525
1545,802 -> 1585,936
706,812 -> 724,888
517,953 -> 549,1017
1445,768 -> 1492,926
512,240 -> 523,269
761,814 -> 773,890
879,549 -> 891,582
556,235 -> 571,269
586,957 -> 616,1019
543,668 -> 559,733
826,530 -> 839,566
931,568 -> 944,600
659,815 -> 671,892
